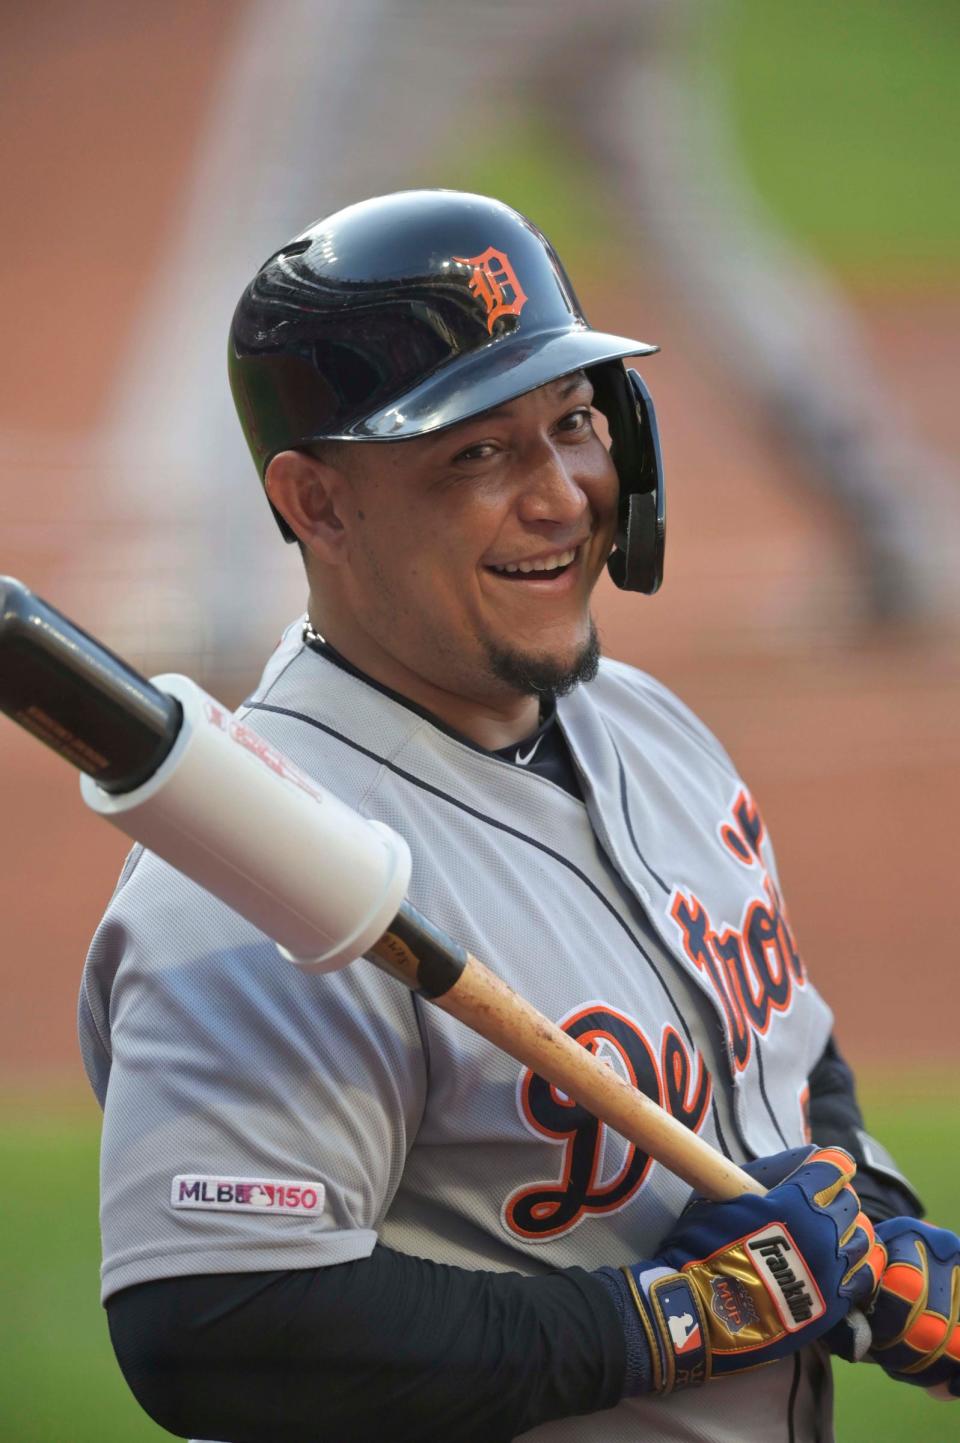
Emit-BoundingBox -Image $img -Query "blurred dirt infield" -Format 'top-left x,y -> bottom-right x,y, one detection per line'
1,2 -> 958,1089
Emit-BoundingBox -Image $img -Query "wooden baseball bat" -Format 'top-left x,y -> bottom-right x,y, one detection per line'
0,576 -> 760,1202
369,904 -> 760,1199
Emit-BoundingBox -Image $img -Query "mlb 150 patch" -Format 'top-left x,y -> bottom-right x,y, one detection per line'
171,1175 -> 325,1214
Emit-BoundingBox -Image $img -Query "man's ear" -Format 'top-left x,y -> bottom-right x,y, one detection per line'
265,450 -> 349,561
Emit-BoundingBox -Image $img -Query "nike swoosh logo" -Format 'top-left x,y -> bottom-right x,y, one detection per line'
515,737 -> 542,767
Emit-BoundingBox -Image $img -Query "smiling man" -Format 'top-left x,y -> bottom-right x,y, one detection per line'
265,367 -> 614,749
81,192 -> 945,1443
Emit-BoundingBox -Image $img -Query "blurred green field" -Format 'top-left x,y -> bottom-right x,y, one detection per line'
1,1097 -> 167,1442
2,1077 -> 957,1442
709,0 -> 960,281
437,1 -> 960,287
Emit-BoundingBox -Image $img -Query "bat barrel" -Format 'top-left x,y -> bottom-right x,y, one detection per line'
0,576 -> 181,792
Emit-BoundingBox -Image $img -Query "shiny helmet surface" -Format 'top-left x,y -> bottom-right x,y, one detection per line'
229,189 -> 664,592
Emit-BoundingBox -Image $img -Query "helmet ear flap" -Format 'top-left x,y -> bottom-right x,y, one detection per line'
589,364 -> 666,594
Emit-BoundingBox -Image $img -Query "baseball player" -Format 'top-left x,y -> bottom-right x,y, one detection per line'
79,191 -> 957,1441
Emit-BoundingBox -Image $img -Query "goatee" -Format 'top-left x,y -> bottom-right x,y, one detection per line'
485,621 -> 601,698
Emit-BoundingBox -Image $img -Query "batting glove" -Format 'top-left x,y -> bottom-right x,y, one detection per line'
613,1146 -> 884,1393
865,1218 -> 960,1400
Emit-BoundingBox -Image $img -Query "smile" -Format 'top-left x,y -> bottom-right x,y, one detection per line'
488,546 -> 579,578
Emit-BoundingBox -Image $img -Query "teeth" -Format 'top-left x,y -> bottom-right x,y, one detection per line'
494,547 -> 576,575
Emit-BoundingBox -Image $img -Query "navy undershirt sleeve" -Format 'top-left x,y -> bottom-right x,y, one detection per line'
106,1245 -> 626,1443
806,1035 -> 924,1221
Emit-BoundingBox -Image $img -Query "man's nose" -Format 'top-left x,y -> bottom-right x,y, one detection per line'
515,442 -> 588,527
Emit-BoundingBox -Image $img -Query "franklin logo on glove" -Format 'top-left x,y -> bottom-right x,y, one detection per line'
747,1228 -> 821,1327
615,1146 -> 883,1394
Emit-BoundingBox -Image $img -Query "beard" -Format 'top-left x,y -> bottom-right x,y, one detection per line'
484,619 -> 601,699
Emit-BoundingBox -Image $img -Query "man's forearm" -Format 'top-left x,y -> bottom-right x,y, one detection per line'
106,1245 -> 626,1443
807,1035 -> 924,1221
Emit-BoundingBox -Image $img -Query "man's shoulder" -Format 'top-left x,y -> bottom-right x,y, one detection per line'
589,656 -> 701,729
245,622 -> 411,719
592,655 -> 672,703
236,622 -> 426,800
580,658 -> 737,773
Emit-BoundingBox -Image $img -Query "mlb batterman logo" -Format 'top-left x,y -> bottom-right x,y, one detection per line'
453,246 -> 528,333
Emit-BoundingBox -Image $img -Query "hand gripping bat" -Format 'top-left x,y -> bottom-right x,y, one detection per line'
0,575 -> 758,1203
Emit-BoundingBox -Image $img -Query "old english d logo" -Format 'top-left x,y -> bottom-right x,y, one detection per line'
454,246 -> 528,333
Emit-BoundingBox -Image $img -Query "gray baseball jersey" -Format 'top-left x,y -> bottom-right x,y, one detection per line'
80,620 -> 836,1441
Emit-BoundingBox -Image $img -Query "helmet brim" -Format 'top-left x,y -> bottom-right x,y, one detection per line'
339,328 -> 659,441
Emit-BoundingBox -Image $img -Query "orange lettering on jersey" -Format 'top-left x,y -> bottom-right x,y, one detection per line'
719,788 -> 765,866
671,790 -> 807,1075
671,891 -> 752,1070
453,246 -> 528,333
661,1025 -> 711,1132
502,1008 -> 711,1242
798,1083 -> 812,1143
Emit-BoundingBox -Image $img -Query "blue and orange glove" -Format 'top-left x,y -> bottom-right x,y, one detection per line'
865,1218 -> 960,1400
601,1146 -> 884,1393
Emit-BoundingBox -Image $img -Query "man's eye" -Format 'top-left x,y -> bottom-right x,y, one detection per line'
559,408 -> 594,434
453,441 -> 496,464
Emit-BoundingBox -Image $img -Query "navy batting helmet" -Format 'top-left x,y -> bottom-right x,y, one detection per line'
228,189 -> 665,593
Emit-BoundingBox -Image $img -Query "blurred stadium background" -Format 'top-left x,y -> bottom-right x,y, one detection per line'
1,1 -> 957,1437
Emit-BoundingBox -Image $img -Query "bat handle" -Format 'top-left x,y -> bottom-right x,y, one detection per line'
368,903 -> 762,1201
427,947 -> 873,1341
441,951 -> 763,1201
413,944 -> 874,1344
